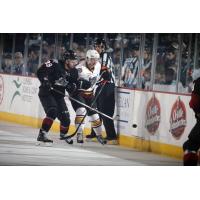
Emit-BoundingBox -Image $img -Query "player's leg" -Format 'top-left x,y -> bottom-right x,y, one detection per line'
37,95 -> 57,144
183,121 -> 200,165
86,86 -> 102,140
75,107 -> 86,143
98,84 -> 117,143
57,98 -> 70,139
87,99 -> 106,145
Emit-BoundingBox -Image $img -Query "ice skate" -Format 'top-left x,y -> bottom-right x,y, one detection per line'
60,132 -> 67,140
96,135 -> 106,145
36,130 -> 53,146
77,132 -> 84,144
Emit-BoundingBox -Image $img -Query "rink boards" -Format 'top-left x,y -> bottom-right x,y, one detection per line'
0,73 -> 195,159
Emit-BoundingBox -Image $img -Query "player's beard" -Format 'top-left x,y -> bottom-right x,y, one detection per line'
86,61 -> 95,71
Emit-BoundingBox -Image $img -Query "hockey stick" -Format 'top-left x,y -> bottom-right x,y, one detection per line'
63,82 -> 107,140
51,87 -> 117,121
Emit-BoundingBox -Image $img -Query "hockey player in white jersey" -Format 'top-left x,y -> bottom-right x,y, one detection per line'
71,49 -> 106,145
86,38 -> 117,144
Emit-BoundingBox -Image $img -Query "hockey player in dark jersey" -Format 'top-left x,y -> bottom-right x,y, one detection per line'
86,38 -> 118,144
36,50 -> 90,145
183,69 -> 200,165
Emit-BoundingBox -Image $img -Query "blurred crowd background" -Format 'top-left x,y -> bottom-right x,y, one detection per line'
0,33 -> 200,94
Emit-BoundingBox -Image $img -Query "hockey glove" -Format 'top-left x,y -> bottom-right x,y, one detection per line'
55,77 -> 69,87
101,70 -> 111,81
78,80 -> 91,90
66,83 -> 77,94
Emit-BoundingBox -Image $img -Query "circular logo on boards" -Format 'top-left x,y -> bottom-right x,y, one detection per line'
170,97 -> 187,139
145,94 -> 161,135
0,75 -> 4,105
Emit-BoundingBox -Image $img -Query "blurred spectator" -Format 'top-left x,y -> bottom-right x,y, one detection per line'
163,68 -> 176,85
180,49 -> 192,88
48,44 -> 55,59
121,45 -> 139,88
27,50 -> 39,76
72,42 -> 78,51
59,46 -> 66,59
141,49 -> 152,88
164,46 -> 177,73
41,49 -> 49,63
155,73 -> 165,84
112,48 -> 120,65
143,68 -> 151,89
12,52 -> 25,75
42,41 -> 49,51
2,54 -> 12,74
76,46 -> 86,61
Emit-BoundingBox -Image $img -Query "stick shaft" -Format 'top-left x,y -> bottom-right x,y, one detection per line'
51,87 -> 115,120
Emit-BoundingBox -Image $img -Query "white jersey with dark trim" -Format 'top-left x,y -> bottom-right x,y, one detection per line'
76,60 -> 101,92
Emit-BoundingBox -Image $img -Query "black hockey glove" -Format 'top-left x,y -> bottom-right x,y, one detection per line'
78,80 -> 91,90
66,83 -> 77,94
55,77 -> 69,87
101,70 -> 111,81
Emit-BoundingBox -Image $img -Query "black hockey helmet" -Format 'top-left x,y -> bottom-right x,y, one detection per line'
62,50 -> 78,61
94,38 -> 107,49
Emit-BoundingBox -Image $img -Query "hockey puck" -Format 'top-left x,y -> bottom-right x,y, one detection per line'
132,124 -> 137,128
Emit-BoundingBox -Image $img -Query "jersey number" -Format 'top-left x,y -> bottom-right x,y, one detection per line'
45,60 -> 53,68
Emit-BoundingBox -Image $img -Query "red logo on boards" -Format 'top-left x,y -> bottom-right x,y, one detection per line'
145,94 -> 161,135
169,97 -> 187,139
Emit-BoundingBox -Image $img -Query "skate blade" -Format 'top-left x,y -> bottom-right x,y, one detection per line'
35,141 -> 53,147
98,141 -> 106,145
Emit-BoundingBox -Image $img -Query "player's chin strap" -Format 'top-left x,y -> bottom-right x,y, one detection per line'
50,87 -> 118,121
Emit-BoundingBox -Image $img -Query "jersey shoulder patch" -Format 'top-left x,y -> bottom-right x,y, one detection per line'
43,59 -> 57,68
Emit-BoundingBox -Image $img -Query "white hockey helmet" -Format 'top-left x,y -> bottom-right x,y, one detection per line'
86,49 -> 100,59
192,68 -> 200,81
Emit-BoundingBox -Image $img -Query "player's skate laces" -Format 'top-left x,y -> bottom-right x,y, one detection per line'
77,133 -> 84,144
96,135 -> 106,145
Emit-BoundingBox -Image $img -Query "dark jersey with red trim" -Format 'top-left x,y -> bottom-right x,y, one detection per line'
37,59 -> 79,98
189,77 -> 200,113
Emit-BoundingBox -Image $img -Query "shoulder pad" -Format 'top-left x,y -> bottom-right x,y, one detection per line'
42,59 -> 59,68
